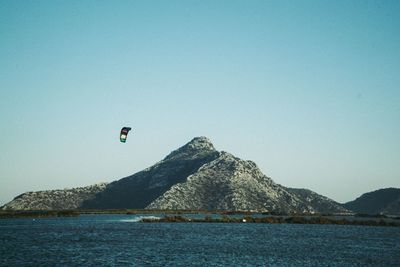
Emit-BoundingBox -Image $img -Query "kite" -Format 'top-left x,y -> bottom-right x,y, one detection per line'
120,127 -> 132,143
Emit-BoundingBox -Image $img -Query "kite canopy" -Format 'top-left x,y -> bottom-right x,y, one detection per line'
120,127 -> 132,143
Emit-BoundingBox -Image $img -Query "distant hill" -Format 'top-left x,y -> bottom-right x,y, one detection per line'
2,137 -> 348,214
343,188 -> 400,215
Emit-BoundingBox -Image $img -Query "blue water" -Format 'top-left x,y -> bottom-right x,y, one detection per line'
1,214 -> 399,266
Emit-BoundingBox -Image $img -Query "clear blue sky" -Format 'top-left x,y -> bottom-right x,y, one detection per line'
1,0 -> 399,205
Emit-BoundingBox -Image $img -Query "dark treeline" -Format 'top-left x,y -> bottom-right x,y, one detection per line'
1,210 -> 399,227
0,209 -> 290,218
141,215 -> 400,227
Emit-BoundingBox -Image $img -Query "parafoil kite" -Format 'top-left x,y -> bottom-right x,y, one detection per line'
120,127 -> 132,143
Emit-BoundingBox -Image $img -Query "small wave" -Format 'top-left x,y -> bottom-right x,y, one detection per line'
119,216 -> 161,223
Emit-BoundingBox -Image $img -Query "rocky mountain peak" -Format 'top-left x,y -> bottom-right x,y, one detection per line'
182,136 -> 215,152
163,136 -> 216,161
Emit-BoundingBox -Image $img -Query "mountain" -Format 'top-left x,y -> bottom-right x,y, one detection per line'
343,188 -> 400,215
1,183 -> 107,210
2,137 -> 349,213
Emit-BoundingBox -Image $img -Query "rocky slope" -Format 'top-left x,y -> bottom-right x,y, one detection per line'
285,188 -> 348,214
147,151 -> 347,213
1,183 -> 107,210
343,188 -> 400,215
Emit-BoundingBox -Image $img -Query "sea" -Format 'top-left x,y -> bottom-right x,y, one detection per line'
1,214 -> 399,266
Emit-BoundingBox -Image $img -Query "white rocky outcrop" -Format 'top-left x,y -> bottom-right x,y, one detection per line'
147,151 -> 345,213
